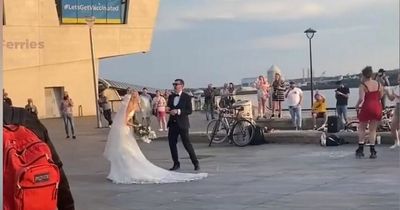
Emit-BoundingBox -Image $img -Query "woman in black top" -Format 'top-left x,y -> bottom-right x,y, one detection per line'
271,72 -> 285,118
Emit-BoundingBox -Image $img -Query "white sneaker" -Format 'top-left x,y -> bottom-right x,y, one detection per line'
164,128 -> 168,131
158,128 -> 163,131
390,144 -> 397,149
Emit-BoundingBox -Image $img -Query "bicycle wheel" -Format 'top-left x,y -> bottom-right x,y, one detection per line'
206,119 -> 229,144
344,121 -> 359,132
231,119 -> 255,147
378,118 -> 392,132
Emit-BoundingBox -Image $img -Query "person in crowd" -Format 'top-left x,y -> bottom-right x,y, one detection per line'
385,73 -> 400,149
312,92 -> 328,130
3,89 -> 12,106
375,68 -> 390,109
60,91 -> 76,139
152,90 -> 168,131
335,81 -> 350,130
140,87 -> 153,127
219,83 -> 230,108
163,89 -> 170,101
254,75 -> 270,119
25,98 -> 38,116
227,82 -> 236,106
98,91 -> 113,127
355,66 -> 383,159
271,72 -> 285,118
285,81 -> 303,130
204,84 -> 216,121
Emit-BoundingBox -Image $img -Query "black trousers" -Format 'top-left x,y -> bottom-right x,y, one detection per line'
103,109 -> 113,125
168,123 -> 199,165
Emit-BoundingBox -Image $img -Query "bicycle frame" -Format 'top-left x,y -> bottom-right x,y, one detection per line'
208,106 -> 248,146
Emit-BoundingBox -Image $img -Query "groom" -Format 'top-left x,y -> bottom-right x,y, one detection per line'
167,79 -> 200,171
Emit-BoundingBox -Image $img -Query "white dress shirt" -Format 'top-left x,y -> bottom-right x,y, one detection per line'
173,91 -> 183,115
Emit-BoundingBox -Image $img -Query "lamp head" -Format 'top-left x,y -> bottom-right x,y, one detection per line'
85,16 -> 96,27
304,28 -> 317,39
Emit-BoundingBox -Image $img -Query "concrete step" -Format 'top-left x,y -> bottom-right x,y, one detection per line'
256,117 -> 326,130
255,116 -> 358,130
159,130 -> 396,145
264,130 -> 394,145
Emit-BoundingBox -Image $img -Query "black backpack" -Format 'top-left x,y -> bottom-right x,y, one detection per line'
321,133 -> 347,146
250,126 -> 266,145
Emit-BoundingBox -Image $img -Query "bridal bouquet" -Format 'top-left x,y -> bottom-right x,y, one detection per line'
133,124 -> 156,143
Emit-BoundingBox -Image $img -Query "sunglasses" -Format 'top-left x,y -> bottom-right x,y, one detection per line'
172,83 -> 182,86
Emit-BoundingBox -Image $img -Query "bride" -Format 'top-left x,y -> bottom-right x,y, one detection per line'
104,90 -> 208,184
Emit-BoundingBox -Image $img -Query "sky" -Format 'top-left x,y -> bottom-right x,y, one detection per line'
100,0 -> 399,89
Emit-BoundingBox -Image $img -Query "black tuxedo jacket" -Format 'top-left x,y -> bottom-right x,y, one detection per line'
167,92 -> 192,129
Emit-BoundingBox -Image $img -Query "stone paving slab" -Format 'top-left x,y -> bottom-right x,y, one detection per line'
41,115 -> 400,210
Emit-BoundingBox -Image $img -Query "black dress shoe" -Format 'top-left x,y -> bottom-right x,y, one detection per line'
194,164 -> 200,171
169,163 -> 180,171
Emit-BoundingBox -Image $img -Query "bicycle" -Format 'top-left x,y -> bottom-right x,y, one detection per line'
206,106 -> 255,147
344,108 -> 393,132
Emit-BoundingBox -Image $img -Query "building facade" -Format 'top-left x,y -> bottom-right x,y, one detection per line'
3,0 -> 159,118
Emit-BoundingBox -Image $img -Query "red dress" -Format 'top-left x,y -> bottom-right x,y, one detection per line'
358,83 -> 382,122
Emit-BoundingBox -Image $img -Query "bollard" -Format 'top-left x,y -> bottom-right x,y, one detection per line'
78,105 -> 83,117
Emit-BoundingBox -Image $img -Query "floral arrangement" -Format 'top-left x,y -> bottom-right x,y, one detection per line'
133,124 -> 157,143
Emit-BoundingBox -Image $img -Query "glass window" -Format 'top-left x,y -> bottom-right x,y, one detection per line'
57,0 -> 128,24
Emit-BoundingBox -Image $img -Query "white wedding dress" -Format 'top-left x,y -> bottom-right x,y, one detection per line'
104,94 -> 208,184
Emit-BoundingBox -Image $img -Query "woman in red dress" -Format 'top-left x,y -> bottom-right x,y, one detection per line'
355,66 -> 383,159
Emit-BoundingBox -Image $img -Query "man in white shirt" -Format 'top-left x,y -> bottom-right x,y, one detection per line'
285,81 -> 303,130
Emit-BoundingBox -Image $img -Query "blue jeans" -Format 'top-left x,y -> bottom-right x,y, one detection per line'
336,105 -> 348,130
289,106 -> 302,129
62,113 -> 75,136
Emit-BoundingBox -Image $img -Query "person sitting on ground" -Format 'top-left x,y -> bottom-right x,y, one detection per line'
312,92 -> 328,130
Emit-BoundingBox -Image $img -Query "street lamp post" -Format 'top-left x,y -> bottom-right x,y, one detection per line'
86,16 -> 102,128
304,28 -> 317,109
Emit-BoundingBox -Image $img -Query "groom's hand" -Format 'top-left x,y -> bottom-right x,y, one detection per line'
170,109 -> 177,116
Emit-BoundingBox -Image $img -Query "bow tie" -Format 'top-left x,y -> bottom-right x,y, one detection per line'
172,93 -> 180,97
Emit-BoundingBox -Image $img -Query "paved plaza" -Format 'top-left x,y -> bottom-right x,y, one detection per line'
41,114 -> 400,210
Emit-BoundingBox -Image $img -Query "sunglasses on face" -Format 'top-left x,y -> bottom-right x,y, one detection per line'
173,83 -> 182,86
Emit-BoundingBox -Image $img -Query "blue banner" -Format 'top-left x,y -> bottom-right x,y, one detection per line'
61,0 -> 124,24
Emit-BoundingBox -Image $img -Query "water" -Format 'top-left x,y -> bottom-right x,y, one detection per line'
214,88 -> 396,109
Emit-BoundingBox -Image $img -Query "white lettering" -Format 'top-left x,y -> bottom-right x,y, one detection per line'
63,4 -> 119,12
